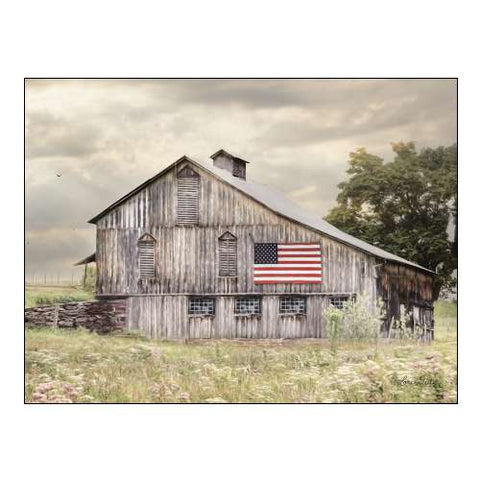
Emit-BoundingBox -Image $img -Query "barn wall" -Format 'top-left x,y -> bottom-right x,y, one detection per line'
126,294 -> 328,339
97,225 -> 377,296
377,263 -> 434,338
96,160 -> 376,298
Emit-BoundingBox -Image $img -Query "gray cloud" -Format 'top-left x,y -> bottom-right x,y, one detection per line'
25,79 -> 457,278
26,112 -> 103,158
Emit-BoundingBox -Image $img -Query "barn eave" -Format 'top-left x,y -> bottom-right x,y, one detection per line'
74,253 -> 96,266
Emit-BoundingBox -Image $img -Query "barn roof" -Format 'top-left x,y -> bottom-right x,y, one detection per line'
88,153 -> 434,273
74,253 -> 96,266
210,148 -> 250,163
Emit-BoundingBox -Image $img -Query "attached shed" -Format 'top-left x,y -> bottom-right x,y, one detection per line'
74,253 -> 96,288
84,149 -> 435,340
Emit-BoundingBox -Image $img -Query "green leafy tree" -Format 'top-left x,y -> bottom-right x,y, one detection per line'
325,142 -> 457,299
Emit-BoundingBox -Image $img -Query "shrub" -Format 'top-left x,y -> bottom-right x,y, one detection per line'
325,305 -> 344,354
325,294 -> 383,343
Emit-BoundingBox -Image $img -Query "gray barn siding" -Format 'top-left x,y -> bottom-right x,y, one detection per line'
126,295 -> 189,339
126,295 -> 326,339
97,225 -> 376,297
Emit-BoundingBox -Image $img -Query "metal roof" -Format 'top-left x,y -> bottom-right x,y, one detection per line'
210,148 -> 250,163
88,153 -> 434,273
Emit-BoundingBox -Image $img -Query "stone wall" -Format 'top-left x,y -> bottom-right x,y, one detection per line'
25,299 -> 126,334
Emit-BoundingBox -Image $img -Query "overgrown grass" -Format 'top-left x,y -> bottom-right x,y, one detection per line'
25,301 -> 457,403
25,285 -> 95,308
434,300 -> 457,343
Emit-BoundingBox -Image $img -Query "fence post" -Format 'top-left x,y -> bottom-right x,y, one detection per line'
53,304 -> 59,328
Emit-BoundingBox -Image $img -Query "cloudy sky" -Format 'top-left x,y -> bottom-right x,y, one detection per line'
25,79 -> 457,281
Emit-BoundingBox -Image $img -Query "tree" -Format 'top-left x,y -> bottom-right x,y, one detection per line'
325,142 -> 457,299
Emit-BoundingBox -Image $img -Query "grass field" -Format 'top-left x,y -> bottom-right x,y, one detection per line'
25,285 -> 95,308
25,300 -> 457,403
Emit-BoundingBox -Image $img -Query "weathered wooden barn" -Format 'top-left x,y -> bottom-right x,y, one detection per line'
84,149 -> 435,340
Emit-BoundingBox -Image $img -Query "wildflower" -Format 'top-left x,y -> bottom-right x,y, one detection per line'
63,383 -> 79,396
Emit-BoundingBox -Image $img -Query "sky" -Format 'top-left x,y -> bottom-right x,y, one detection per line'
25,79 -> 457,281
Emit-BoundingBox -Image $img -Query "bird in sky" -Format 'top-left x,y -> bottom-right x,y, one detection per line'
56,173 -> 62,177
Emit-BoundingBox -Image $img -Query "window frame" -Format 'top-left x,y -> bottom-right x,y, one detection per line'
329,294 -> 356,310
279,296 -> 307,315
234,296 -> 262,316
138,233 -> 156,279
218,231 -> 237,278
232,159 -> 246,179
176,166 -> 200,225
188,297 -> 216,317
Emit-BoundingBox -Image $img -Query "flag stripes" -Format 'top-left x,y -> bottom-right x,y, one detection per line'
254,243 -> 322,284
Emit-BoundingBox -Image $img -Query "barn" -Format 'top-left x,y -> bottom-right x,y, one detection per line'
84,149 -> 435,340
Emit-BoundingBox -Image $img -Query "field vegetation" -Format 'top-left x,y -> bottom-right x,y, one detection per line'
25,300 -> 457,403
25,285 -> 95,308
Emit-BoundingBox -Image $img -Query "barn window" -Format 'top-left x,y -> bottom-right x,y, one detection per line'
218,231 -> 237,277
279,296 -> 306,315
329,295 -> 356,309
138,233 -> 156,278
188,297 -> 215,316
232,159 -> 246,179
177,166 -> 199,225
234,296 -> 261,315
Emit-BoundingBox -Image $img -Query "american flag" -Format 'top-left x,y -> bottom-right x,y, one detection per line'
254,243 -> 322,284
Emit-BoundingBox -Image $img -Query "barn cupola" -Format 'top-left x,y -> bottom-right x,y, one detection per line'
210,149 -> 250,180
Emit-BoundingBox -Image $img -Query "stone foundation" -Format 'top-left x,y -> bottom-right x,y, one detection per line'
25,299 -> 126,334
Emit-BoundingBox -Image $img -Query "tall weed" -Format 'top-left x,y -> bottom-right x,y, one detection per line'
325,294 -> 383,343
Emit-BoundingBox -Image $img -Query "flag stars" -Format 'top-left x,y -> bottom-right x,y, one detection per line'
255,243 -> 278,264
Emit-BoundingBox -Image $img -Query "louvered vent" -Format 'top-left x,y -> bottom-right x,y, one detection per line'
232,159 -> 246,179
177,166 -> 199,225
138,234 -> 156,278
218,232 -> 237,277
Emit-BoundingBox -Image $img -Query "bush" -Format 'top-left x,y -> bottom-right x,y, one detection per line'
325,294 -> 383,343
325,306 -> 344,354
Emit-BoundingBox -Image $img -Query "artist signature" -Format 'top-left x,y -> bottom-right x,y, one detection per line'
394,376 -> 437,386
